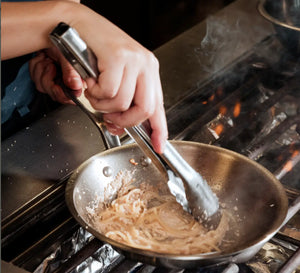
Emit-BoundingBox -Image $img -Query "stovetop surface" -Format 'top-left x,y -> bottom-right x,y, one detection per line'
1,0 -> 300,271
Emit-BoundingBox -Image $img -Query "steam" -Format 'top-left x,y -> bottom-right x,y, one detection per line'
198,15 -> 244,71
195,10 -> 269,75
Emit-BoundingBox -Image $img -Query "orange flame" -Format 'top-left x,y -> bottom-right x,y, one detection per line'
283,161 -> 293,172
209,94 -> 215,102
270,106 -> 276,117
214,124 -> 224,136
233,102 -> 241,118
282,150 -> 300,173
292,150 -> 299,158
219,105 -> 227,115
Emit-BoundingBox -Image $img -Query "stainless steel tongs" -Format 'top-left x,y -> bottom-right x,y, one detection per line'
49,22 -> 220,225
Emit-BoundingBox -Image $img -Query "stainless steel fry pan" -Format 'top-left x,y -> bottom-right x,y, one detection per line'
65,140 -> 291,269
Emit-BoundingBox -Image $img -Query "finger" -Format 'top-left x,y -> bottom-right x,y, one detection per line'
102,69 -> 156,127
28,51 -> 46,78
149,72 -> 168,154
105,122 -> 125,136
39,63 -> 72,104
40,62 -> 57,99
149,80 -> 168,154
108,53 -> 160,127
52,73 -> 82,105
86,65 -> 124,100
60,56 -> 83,90
31,58 -> 53,93
148,100 -> 168,154
115,69 -> 167,154
52,85 -> 76,105
88,66 -> 137,113
37,62 -> 76,104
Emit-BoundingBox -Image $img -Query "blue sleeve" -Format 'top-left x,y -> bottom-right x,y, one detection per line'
2,62 -> 36,124
2,0 -> 42,124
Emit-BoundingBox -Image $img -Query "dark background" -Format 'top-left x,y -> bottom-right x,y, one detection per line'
81,0 -> 234,50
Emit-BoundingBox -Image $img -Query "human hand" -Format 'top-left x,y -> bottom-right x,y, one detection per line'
84,48 -> 168,154
29,47 -> 83,104
72,9 -> 168,153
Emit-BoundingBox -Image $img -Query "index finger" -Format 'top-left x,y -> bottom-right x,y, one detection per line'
149,101 -> 168,154
148,77 -> 168,154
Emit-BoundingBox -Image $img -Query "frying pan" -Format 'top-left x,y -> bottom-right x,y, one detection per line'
65,139 -> 290,269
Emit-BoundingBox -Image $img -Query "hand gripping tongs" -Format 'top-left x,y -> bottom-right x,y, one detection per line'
49,22 -> 221,227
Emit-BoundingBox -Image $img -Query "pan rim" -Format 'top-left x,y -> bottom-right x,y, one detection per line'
257,0 -> 300,32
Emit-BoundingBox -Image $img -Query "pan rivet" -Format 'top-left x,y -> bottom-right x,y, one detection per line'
103,166 -> 113,177
141,156 -> 152,167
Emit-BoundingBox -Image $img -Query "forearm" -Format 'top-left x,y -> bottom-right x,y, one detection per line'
1,1 -> 81,60
2,0 -> 135,61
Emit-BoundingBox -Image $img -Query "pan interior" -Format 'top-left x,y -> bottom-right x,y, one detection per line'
66,141 -> 288,257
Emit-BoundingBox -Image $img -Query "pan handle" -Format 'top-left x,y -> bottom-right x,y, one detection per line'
50,23 -> 121,150
56,78 -> 121,150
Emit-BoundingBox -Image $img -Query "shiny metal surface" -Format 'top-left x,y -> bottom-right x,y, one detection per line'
1,105 -> 105,220
65,141 -> 288,269
258,0 -> 300,56
49,22 -> 99,79
258,0 -> 300,31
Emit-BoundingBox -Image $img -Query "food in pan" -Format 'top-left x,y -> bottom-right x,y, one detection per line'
88,170 -> 229,255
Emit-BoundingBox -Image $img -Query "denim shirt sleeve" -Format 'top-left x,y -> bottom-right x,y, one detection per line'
1,62 -> 36,124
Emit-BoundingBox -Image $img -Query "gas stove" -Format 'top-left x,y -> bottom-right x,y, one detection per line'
2,0 -> 300,272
